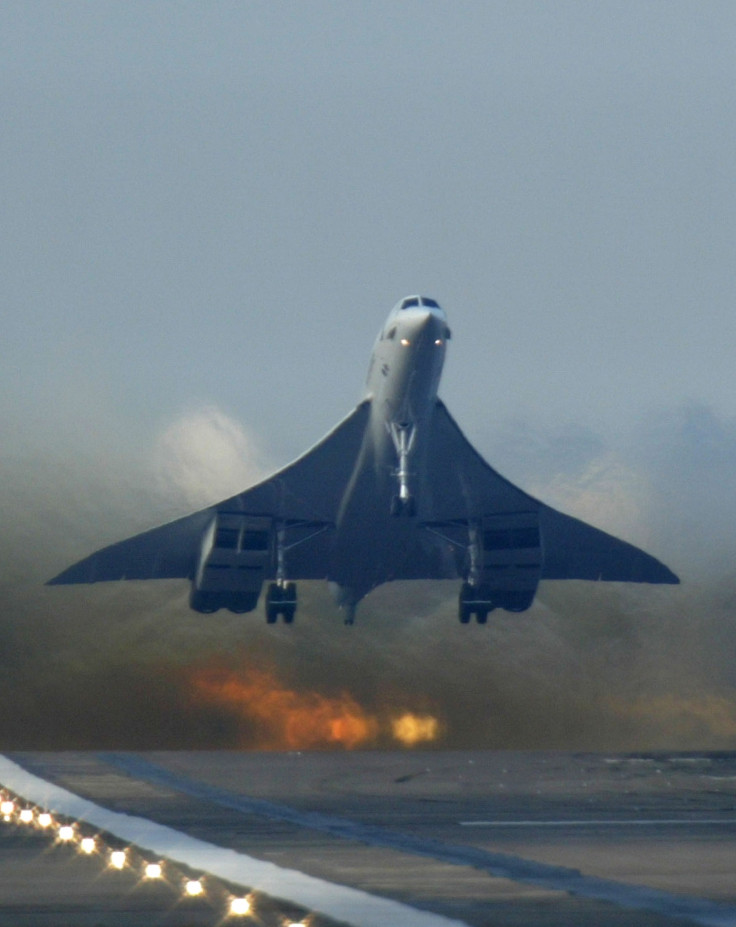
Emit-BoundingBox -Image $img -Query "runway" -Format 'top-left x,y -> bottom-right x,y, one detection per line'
2,751 -> 736,926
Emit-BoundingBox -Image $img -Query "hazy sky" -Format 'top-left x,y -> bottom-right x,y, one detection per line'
3,1 -> 735,459
2,2 -> 736,750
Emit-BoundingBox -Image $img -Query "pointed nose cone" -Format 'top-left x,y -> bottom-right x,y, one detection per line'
416,309 -> 447,345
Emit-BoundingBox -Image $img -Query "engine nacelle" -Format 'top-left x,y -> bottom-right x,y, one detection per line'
190,513 -> 273,613
477,511 -> 542,613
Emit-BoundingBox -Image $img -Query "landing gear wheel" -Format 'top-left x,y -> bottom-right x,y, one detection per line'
458,582 -> 494,625
190,589 -> 221,614
458,582 -> 473,624
265,582 -> 297,624
266,583 -> 282,623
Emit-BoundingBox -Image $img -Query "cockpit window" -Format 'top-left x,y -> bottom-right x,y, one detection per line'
421,297 -> 440,309
400,297 -> 420,310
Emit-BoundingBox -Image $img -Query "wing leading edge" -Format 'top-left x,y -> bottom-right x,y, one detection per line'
47,401 -> 371,586
426,401 -> 678,585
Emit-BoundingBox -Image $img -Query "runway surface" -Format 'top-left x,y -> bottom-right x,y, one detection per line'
2,751 -> 736,926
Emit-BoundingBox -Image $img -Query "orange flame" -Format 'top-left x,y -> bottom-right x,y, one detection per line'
188,662 -> 442,750
190,664 -> 378,749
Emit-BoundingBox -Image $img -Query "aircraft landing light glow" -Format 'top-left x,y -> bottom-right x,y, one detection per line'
37,812 -> 53,828
144,862 -> 163,879
185,878 -> 204,896
80,837 -> 96,854
57,825 -> 75,841
19,808 -> 34,824
0,800 -> 14,816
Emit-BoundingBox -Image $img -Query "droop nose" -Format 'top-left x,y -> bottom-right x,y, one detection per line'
415,310 -> 448,346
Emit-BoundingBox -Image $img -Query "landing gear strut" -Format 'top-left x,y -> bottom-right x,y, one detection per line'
389,422 -> 417,517
266,522 -> 296,623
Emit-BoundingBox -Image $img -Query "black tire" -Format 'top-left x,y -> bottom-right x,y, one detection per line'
189,589 -> 220,614
458,582 -> 473,624
265,583 -> 282,623
475,610 -> 488,625
228,591 -> 260,614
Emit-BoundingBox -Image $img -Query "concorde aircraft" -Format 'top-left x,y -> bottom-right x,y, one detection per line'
49,296 -> 678,624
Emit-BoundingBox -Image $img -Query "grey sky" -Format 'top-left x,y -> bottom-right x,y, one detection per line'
3,1 -> 735,465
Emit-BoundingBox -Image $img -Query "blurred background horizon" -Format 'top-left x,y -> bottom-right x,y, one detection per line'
2,2 -> 736,751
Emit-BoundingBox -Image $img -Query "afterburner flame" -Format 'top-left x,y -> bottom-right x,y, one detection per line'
391,712 -> 440,746
188,661 -> 442,750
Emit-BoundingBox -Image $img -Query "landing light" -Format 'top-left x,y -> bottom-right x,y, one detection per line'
434,339 -> 443,345
144,862 -> 163,879
400,338 -> 410,346
185,879 -> 204,896
37,813 -> 53,828
58,825 -> 75,842
80,837 -> 96,854
1,800 -> 14,816
19,809 -> 34,824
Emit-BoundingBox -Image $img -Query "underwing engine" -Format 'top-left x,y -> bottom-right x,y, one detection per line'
189,513 -> 273,613
458,512 -> 542,623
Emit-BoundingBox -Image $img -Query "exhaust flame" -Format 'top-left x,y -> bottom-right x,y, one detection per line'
391,713 -> 440,746
188,662 -> 441,750
191,664 -> 379,749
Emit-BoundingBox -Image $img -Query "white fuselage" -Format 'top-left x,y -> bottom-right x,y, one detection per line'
364,299 -> 449,442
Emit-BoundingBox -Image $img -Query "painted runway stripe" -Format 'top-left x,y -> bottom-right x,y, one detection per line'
461,819 -> 736,827
101,752 -> 736,927
0,755 -> 468,927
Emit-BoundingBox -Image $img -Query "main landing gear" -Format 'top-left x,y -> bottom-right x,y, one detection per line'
266,522 -> 297,623
266,581 -> 297,624
458,582 -> 494,625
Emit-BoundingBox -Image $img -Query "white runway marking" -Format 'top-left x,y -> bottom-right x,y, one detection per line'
460,819 -> 736,827
0,755 -> 469,927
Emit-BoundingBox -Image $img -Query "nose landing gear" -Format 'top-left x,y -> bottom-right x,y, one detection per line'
388,422 -> 417,517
